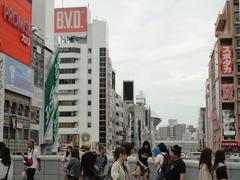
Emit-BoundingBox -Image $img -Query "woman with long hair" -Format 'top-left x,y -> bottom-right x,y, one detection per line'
0,147 -> 13,180
155,143 -> 169,180
62,145 -> 73,180
136,140 -> 152,180
199,148 -> 213,180
66,148 -> 81,180
212,150 -> 228,180
111,147 -> 128,180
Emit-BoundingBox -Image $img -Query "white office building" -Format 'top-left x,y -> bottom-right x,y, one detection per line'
55,7 -> 110,148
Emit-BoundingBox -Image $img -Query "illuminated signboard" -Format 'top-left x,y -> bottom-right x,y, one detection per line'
54,7 -> 87,33
0,0 -> 32,66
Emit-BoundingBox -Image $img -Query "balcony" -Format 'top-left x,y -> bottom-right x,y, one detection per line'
59,105 -> 79,112
58,95 -> 79,101
58,83 -> 79,90
60,63 -> 80,69
59,73 -> 79,79
60,53 -> 80,59
58,128 -> 79,134
59,117 -> 79,123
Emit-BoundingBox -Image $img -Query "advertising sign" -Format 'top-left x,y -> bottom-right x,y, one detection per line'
53,106 -> 59,142
222,110 -> 235,137
220,46 -> 233,75
0,0 -> 32,66
222,84 -> 234,100
54,7 -> 87,33
0,53 -> 5,141
5,55 -> 33,97
44,49 -> 60,138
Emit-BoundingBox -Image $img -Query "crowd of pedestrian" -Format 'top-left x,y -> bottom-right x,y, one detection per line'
0,139 -> 230,180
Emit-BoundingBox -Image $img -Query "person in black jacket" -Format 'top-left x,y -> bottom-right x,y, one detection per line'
213,150 -> 228,180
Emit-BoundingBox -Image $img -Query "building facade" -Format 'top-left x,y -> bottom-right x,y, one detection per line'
55,7 -> 112,149
206,0 -> 240,152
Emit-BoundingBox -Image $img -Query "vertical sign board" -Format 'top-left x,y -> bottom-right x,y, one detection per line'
44,49 -> 60,141
52,106 -> 59,142
0,53 -> 5,141
0,0 -> 32,66
54,7 -> 87,33
220,46 -> 233,75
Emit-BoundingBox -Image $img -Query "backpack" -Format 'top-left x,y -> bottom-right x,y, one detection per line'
160,153 -> 170,173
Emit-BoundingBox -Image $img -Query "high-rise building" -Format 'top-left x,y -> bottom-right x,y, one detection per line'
174,124 -> 187,141
55,7 -> 111,149
206,0 -> 240,152
168,119 -> 178,127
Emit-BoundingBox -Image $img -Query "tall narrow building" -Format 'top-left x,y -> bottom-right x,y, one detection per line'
55,7 -> 111,148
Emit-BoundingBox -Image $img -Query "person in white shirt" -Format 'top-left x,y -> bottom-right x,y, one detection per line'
0,147 -> 13,180
24,140 -> 41,180
154,143 -> 170,180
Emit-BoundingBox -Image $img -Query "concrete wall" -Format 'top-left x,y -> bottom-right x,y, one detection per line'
12,156 -> 240,180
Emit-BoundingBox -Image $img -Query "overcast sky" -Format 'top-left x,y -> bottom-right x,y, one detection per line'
55,0 -> 226,127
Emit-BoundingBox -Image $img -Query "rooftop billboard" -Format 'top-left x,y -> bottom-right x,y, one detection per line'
54,7 -> 87,33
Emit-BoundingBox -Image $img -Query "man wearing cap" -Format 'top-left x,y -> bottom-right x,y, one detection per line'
164,145 -> 186,180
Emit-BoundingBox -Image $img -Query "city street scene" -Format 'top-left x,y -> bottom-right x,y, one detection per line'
0,0 -> 240,179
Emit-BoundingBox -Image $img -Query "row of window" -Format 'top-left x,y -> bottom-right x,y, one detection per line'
59,90 -> 78,95
59,100 -> 77,106
60,69 -> 77,74
61,58 -> 78,64
4,100 -> 30,117
59,79 -> 76,84
60,47 -> 80,53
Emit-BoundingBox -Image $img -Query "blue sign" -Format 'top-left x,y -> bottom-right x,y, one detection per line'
5,55 -> 34,97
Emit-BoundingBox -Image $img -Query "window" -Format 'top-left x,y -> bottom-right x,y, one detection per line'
4,100 -> 10,113
23,129 -> 28,140
10,128 -> 16,139
88,79 -> 92,84
61,58 -> 77,63
237,51 -> 240,60
11,102 -> 17,114
88,58 -> 92,64
88,48 -> 92,54
235,13 -> 240,22
236,26 -> 240,34
59,112 -> 76,117
59,90 -> 77,95
59,123 -> 75,128
18,104 -> 24,116
88,69 -> 92,74
238,64 -> 240,72
237,38 -> 240,48
60,69 -> 76,74
24,106 -> 30,117
60,47 -> 80,53
88,111 -> 91,117
88,122 -> 92,128
59,79 -> 76,84
88,101 -> 91,106
88,90 -> 92,95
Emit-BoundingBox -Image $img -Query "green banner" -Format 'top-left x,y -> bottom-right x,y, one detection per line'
44,49 -> 60,136
53,105 -> 59,142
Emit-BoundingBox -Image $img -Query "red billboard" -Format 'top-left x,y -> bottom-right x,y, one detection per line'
54,7 -> 87,33
0,0 -> 32,66
220,46 -> 233,75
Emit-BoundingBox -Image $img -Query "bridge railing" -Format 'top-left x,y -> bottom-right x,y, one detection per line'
12,156 -> 240,180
